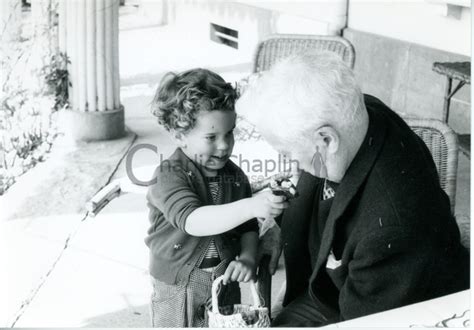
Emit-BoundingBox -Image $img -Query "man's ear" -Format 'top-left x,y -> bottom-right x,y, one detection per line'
313,126 -> 339,154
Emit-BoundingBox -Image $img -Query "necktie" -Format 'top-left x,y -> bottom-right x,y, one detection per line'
322,179 -> 336,200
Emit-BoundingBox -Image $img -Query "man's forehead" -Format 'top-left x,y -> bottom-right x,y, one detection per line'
261,131 -> 289,153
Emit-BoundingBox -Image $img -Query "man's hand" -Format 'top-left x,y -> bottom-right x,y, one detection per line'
257,225 -> 282,275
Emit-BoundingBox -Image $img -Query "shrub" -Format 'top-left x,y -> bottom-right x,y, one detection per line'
0,1 -> 66,195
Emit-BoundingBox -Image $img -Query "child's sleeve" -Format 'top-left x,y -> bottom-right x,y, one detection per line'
147,165 -> 202,232
233,175 -> 259,235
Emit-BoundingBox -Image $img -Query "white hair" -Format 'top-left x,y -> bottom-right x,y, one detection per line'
236,51 -> 366,147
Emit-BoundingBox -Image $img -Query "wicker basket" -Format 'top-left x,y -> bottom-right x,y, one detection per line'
208,276 -> 271,328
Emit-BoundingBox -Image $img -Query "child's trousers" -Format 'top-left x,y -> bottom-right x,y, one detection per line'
150,259 -> 240,327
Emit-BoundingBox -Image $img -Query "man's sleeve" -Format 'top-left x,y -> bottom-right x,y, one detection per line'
146,166 -> 202,232
338,226 -> 435,321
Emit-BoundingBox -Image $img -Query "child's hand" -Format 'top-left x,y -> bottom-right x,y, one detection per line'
250,190 -> 289,220
250,171 -> 293,193
222,257 -> 255,285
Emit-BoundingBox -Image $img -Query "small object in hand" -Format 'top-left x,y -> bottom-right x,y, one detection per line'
270,178 -> 299,200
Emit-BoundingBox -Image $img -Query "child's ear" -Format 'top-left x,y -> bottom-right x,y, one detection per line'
174,132 -> 187,148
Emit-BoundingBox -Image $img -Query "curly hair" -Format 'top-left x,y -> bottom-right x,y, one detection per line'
151,68 -> 237,133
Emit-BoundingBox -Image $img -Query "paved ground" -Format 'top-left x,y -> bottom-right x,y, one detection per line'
3,5 -> 470,328
3,9 -> 283,327
1,132 -> 137,327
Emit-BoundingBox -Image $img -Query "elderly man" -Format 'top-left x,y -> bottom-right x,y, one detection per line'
237,52 -> 469,327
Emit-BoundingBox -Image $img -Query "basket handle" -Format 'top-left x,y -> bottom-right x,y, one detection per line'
211,275 -> 263,314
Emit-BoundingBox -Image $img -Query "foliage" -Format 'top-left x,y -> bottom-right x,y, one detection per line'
42,52 -> 70,112
234,74 -> 263,142
0,1 -> 63,195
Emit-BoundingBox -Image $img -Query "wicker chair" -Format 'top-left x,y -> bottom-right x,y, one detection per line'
252,34 -> 356,73
404,117 -> 459,211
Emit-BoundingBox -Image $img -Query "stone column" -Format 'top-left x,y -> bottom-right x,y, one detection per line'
59,0 -> 124,141
0,0 -> 21,43
0,0 -> 21,93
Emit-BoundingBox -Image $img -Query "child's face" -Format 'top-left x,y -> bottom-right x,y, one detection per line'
179,110 -> 236,176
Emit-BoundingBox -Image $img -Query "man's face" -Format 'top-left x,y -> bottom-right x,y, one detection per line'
262,130 -> 317,177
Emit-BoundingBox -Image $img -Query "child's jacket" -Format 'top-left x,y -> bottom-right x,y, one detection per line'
146,148 -> 258,285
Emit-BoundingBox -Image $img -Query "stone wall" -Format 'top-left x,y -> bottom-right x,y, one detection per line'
343,28 -> 470,134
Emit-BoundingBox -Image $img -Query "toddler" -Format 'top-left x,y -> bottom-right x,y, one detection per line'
146,68 -> 288,327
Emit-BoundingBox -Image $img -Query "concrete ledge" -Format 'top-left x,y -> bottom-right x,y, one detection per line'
61,107 -> 125,142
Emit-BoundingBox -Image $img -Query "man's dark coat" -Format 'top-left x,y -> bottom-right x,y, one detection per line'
279,95 -> 470,323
